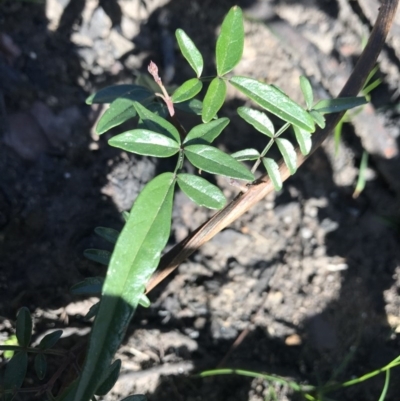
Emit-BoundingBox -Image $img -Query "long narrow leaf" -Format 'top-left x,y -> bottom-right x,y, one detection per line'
230,76 -> 315,132
73,173 -> 176,401
216,6 -> 244,76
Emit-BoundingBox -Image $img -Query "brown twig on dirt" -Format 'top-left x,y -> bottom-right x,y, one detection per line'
146,0 -> 400,294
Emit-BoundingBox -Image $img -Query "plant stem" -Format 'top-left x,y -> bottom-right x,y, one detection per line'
145,0 -> 400,294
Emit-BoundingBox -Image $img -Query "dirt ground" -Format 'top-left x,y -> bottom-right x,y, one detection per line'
1,0 -> 400,400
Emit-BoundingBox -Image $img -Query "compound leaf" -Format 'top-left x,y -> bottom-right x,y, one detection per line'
230,76 -> 315,132
73,173 -> 176,401
202,77 -> 226,123
184,144 -> 254,181
184,118 -> 229,145
176,29 -> 203,77
313,96 -> 367,114
276,138 -> 297,175
293,126 -> 312,156
231,148 -> 260,161
177,173 -> 226,209
237,107 -> 274,137
16,307 -> 32,348
172,78 -> 203,103
262,158 -> 282,191
134,101 -> 180,143
216,6 -> 244,76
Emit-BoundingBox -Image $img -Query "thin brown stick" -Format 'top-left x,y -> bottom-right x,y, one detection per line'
146,0 -> 399,294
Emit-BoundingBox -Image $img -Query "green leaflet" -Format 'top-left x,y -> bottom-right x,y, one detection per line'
94,227 -> 119,244
184,144 -> 254,181
276,138 -> 297,175
309,109 -> 325,129
16,307 -> 32,347
34,353 -> 47,380
108,129 -> 180,158
299,76 -> 313,110
172,78 -> 203,103
86,85 -> 153,105
293,126 -> 312,156
174,98 -> 203,115
177,173 -> 226,209
96,98 -> 138,135
237,107 -> 275,137
216,6 -> 244,76
84,249 -> 111,266
70,277 -> 104,296
176,29 -> 204,77
39,330 -> 63,350
95,360 -> 121,396
184,118 -> 229,145
202,77 -> 226,123
313,96 -> 367,114
230,76 -> 315,132
4,351 -> 28,394
73,173 -> 176,401
133,102 -> 181,143
262,158 -> 282,191
231,148 -> 260,161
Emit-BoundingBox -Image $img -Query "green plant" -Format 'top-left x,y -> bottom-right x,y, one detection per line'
199,354 -> 400,401
1,2 -> 398,400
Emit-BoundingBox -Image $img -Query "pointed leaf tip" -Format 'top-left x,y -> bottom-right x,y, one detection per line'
177,173 -> 226,209
176,29 -> 204,77
202,78 -> 226,123
230,76 -> 315,132
216,6 -> 244,76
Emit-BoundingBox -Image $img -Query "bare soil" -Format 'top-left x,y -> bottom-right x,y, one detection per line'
1,1 -> 400,400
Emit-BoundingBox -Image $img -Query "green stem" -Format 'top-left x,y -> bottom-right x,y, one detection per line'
0,345 -> 66,357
